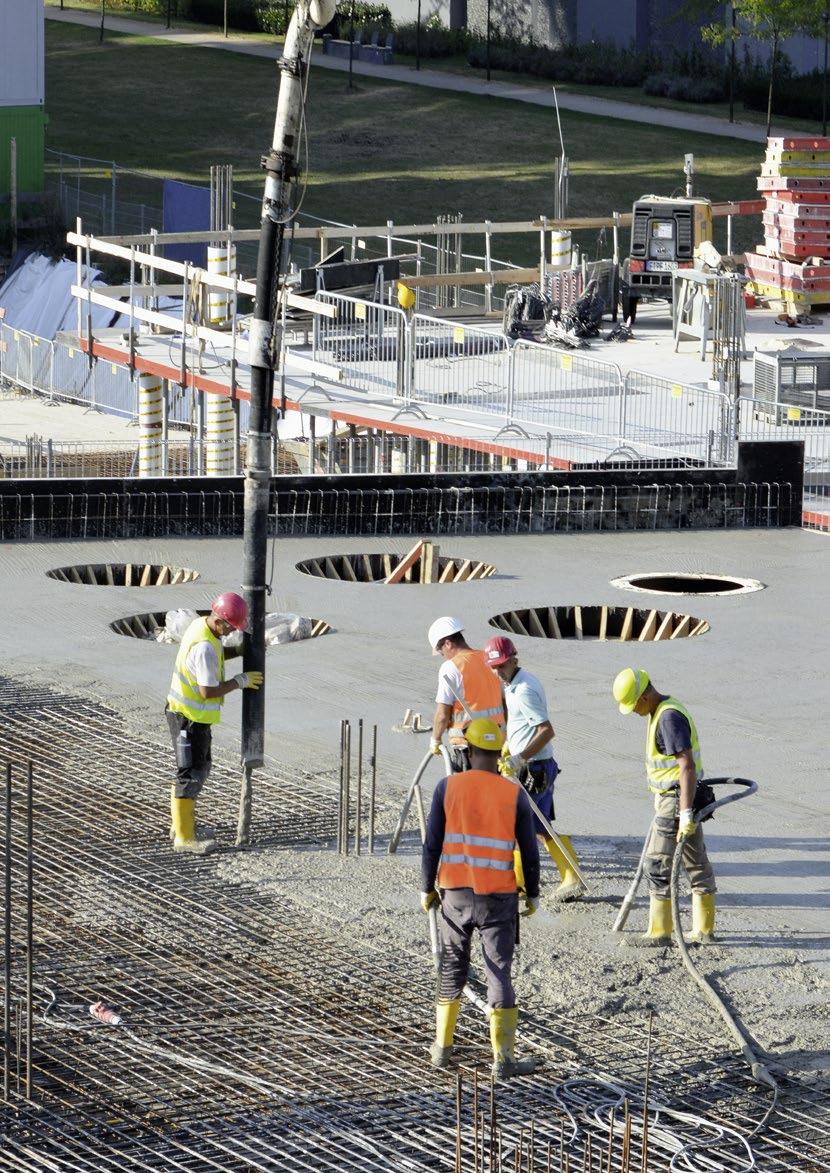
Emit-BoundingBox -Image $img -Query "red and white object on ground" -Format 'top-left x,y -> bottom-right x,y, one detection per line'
89,1000 -> 123,1026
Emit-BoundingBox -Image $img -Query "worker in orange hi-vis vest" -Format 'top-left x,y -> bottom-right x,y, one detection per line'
420,718 -> 542,1081
427,616 -> 505,773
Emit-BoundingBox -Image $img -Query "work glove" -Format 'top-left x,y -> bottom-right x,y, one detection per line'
504,753 -> 525,777
677,808 -> 696,843
520,895 -> 540,918
429,738 -> 443,756
421,890 -> 440,913
233,671 -> 264,690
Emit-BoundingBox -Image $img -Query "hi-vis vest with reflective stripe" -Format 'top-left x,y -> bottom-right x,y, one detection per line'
646,698 -> 703,793
447,649 -> 505,744
167,618 -> 225,725
438,769 -> 519,895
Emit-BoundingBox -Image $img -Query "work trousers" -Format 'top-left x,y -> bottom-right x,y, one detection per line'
437,887 -> 518,1009
644,789 -> 716,898
165,707 -> 213,799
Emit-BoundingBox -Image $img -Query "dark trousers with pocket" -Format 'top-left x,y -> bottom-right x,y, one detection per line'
165,707 -> 213,799
437,887 -> 519,1009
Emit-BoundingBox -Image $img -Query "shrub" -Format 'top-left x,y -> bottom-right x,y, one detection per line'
643,73 -> 671,97
465,37 -> 656,87
740,69 -> 824,120
393,22 -> 469,58
666,75 -> 725,103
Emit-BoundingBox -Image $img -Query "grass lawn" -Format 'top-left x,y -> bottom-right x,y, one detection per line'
45,20 -> 767,266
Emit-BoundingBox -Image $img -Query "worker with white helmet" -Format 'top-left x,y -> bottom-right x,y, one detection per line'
427,616 -> 505,773
483,634 -> 584,903
420,718 -> 541,1080
612,667 -> 717,946
165,592 -> 263,854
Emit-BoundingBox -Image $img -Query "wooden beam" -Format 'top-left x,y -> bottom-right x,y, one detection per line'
654,611 -> 674,641
619,608 -> 634,642
670,613 -> 692,640
104,564 -> 115,587
467,562 -> 488,581
340,556 -> 358,583
546,607 -> 562,640
638,610 -> 658,641
526,609 -> 547,639
404,267 -> 540,289
438,560 -> 456,583
690,618 -> 710,637
507,612 -> 530,637
454,560 -> 473,583
384,539 -> 426,585
156,565 -> 170,586
574,606 -> 584,641
598,606 -> 608,641
139,563 -> 153,588
420,541 -> 438,584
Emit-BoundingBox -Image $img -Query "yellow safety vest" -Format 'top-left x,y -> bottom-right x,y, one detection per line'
167,618 -> 225,725
645,698 -> 703,793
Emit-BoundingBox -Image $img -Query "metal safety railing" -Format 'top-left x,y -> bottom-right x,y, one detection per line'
510,341 -> 624,436
622,369 -> 735,466
410,314 -> 512,416
736,395 -> 830,521
312,291 -> 410,398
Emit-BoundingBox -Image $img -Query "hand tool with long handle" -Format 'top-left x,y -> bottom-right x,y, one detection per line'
389,745 -> 453,854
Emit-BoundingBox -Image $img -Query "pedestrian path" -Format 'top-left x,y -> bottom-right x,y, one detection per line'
46,6 -> 782,143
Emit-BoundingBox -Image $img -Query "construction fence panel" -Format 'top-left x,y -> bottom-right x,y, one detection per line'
411,316 -> 511,417
737,396 -> 830,514
510,341 -> 624,439
312,291 -> 409,399
51,338 -> 96,407
622,370 -> 734,465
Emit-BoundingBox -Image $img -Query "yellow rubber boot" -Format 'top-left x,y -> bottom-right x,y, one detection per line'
690,892 -> 716,945
429,999 -> 460,1068
171,795 -> 216,855
513,848 -> 526,895
544,834 -> 584,903
490,1007 -> 541,1081
626,895 -> 673,948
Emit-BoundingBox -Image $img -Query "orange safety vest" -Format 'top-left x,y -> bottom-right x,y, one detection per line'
447,649 -> 505,745
438,769 -> 519,895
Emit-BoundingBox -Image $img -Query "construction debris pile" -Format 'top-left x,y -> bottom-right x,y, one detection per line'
157,608 -> 323,646
745,136 -> 830,316
503,281 -> 606,347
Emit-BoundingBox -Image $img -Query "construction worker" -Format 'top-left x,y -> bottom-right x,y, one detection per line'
483,635 -> 584,904
612,668 -> 716,946
421,718 -> 541,1080
428,616 -> 505,772
165,593 -> 263,854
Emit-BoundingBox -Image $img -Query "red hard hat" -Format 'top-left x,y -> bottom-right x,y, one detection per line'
484,635 -> 517,666
211,591 -> 249,632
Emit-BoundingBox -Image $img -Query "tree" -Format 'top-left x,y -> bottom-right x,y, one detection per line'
700,1 -> 825,136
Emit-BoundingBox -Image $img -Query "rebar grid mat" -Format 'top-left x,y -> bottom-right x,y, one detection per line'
0,677 -> 827,1172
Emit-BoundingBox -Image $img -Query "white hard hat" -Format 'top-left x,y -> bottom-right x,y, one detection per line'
428,616 -> 464,654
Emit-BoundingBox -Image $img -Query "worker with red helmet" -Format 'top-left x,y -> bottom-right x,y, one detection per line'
483,634 -> 585,903
165,592 -> 263,854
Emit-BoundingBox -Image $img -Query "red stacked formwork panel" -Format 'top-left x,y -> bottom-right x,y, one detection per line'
745,138 -> 830,310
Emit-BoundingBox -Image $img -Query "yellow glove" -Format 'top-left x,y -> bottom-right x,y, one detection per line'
677,809 -> 696,843
421,890 -> 440,912
521,895 -> 539,918
499,745 -> 516,778
234,671 -> 264,690
429,738 -> 442,756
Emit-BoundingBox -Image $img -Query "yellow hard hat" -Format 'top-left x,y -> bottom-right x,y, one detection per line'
613,668 -> 650,715
397,281 -> 416,311
465,718 -> 505,752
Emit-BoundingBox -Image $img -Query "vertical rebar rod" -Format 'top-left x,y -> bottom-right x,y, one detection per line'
605,1107 -> 615,1173
355,719 -> 363,856
337,720 -> 345,854
490,1072 -> 496,1172
368,725 -> 377,854
15,999 -> 21,1095
455,1070 -> 462,1173
25,760 -> 32,1101
528,1120 -> 534,1173
641,1011 -> 654,1173
473,1067 -> 479,1173
3,761 -> 11,1102
343,722 -> 351,856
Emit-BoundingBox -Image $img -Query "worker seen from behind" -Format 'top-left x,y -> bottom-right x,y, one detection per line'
483,635 -> 584,903
428,616 -> 505,772
166,593 -> 263,854
421,718 -> 542,1080
612,668 -> 716,946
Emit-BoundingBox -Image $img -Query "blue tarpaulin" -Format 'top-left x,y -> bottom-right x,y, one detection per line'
162,179 -> 210,266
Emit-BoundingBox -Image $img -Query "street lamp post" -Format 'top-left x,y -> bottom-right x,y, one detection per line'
823,7 -> 829,137
486,0 -> 491,82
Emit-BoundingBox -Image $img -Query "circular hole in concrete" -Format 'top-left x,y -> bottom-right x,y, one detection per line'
489,605 -> 709,641
610,572 -> 763,597
295,551 -> 496,583
47,563 -> 200,587
110,610 -> 331,653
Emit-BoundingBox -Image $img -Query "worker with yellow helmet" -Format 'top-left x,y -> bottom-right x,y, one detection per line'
612,668 -> 716,946
420,718 -> 541,1080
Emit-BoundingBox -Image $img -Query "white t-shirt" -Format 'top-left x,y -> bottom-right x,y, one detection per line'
504,668 -> 553,761
435,660 -> 464,706
186,640 -> 221,688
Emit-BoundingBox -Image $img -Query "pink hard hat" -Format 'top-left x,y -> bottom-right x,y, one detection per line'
484,634 -> 517,666
211,591 -> 249,632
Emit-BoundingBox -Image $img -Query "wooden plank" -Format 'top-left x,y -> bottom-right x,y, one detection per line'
467,562 -> 488,581
482,565 -> 496,578
438,560 -> 456,583
507,611 -> 531,637
85,565 -> 97,586
140,563 -> 153,587
361,554 -> 374,582
340,556 -> 358,583
690,618 -> 710,637
311,619 -> 331,637
619,608 -> 634,642
655,611 -> 674,641
598,607 -> 608,641
382,554 -> 394,578
421,541 -> 439,583
104,564 -> 115,587
670,614 -> 692,640
574,606 -> 584,641
125,563 -> 133,587
404,267 -> 540,290
132,613 -> 149,638
454,560 -> 473,583
526,609 -> 547,638
156,565 -> 170,586
324,557 -> 340,580
68,566 -> 83,585
384,539 -> 426,585
170,568 -> 185,585
638,610 -> 658,641
546,607 -> 562,640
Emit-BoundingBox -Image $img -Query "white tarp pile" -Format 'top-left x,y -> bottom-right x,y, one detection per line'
158,609 -> 314,647
0,253 -> 124,339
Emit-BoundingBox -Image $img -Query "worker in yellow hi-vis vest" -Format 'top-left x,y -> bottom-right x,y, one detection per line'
166,593 -> 262,854
612,668 -> 716,948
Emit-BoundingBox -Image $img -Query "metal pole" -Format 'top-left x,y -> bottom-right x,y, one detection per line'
25,762 -> 32,1101
10,139 -> 17,258
416,0 -> 421,71
729,2 -> 736,124
355,719 -> 363,855
224,0 -> 228,37
368,724 -> 377,854
3,762 -> 11,1102
111,162 -> 117,235
349,0 -> 355,89
343,721 -> 351,855
241,0 -> 336,824
337,720 -> 345,853
99,0 -> 105,43
823,8 -> 829,137
486,0 -> 491,82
